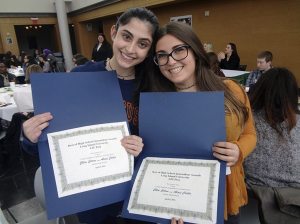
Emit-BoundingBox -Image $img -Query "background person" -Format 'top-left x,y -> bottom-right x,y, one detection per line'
244,67 -> 300,223
91,33 -> 113,62
72,53 -> 89,67
244,67 -> 299,188
245,51 -> 273,91
25,64 -> 43,84
0,61 -> 15,87
218,42 -> 240,70
207,52 -> 225,77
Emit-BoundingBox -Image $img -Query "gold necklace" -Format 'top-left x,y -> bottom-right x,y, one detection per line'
107,59 -> 134,79
176,83 -> 196,91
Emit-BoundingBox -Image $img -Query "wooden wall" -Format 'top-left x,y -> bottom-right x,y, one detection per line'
150,0 -> 300,84
1,0 -> 299,84
0,17 -> 61,56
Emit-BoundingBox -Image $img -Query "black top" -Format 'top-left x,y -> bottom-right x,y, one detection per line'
91,42 -> 113,62
220,54 -> 240,70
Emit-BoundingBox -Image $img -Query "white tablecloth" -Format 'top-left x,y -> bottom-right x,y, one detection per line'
7,67 -> 25,77
0,91 -> 18,121
13,84 -> 33,112
222,69 -> 250,77
0,85 -> 33,121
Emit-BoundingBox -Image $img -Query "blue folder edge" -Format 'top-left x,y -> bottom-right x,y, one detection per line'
31,72 -> 131,219
121,92 -> 226,224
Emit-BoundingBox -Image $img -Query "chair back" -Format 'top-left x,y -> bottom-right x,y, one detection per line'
239,64 -> 247,71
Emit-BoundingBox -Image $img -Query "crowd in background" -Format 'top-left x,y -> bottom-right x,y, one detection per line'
0,6 -> 299,224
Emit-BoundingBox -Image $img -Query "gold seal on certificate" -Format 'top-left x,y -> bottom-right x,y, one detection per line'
47,122 -> 133,198
128,157 -> 220,224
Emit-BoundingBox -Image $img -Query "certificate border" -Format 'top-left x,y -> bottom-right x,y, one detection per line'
129,158 -> 217,222
50,124 -> 132,193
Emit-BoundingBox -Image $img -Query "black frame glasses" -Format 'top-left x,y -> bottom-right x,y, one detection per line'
153,45 -> 191,66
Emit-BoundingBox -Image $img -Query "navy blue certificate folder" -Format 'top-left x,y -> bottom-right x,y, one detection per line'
121,92 -> 226,224
30,72 -> 129,219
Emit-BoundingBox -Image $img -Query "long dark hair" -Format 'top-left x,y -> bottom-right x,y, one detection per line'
228,42 -> 239,57
149,22 -> 249,125
250,67 -> 299,135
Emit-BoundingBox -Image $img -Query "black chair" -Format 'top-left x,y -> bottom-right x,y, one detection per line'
239,64 -> 247,71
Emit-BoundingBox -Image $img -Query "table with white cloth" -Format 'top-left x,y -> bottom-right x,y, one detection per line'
13,84 -> 34,112
0,87 -> 18,121
222,69 -> 250,87
7,67 -> 25,77
0,85 -> 33,122
222,69 -> 250,77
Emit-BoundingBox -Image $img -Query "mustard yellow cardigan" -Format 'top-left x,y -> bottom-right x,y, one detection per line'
223,80 -> 257,219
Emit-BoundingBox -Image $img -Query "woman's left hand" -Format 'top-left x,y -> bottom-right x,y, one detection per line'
212,142 -> 240,167
121,135 -> 144,157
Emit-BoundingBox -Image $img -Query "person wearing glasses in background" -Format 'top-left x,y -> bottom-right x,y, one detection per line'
148,22 -> 256,224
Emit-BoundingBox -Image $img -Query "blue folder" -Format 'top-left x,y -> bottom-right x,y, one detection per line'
31,72 -> 130,219
121,92 -> 226,224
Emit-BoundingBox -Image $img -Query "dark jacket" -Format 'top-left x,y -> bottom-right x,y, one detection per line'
91,42 -> 113,62
220,54 -> 240,70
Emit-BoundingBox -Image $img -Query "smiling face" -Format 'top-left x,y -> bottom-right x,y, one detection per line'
155,34 -> 196,89
110,18 -> 153,70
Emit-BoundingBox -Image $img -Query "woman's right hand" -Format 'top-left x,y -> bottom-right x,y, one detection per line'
217,51 -> 225,61
23,112 -> 53,143
171,218 -> 184,224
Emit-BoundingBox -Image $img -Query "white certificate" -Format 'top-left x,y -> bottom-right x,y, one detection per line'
128,157 -> 220,224
47,122 -> 133,198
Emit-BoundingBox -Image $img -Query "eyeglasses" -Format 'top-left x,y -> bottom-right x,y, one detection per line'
154,45 -> 191,66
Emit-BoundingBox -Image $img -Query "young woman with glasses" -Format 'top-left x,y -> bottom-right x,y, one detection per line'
149,22 -> 256,224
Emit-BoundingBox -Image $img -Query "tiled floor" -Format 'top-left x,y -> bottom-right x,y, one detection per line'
0,149 -> 41,223
0,146 -> 82,223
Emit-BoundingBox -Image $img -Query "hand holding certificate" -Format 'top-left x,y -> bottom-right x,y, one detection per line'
31,72 -> 134,219
128,157 -> 220,224
48,122 -> 133,198
121,92 -> 226,224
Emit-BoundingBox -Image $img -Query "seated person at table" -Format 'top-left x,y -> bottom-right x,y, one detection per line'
218,42 -> 240,70
203,42 -> 213,53
244,67 -> 300,223
207,52 -> 225,77
25,64 -> 43,84
38,54 -> 51,73
244,67 -> 300,187
0,61 -> 15,87
72,53 -> 89,67
245,51 -> 273,91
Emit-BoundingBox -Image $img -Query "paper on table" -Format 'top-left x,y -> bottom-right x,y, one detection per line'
47,122 -> 133,198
